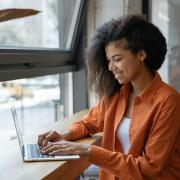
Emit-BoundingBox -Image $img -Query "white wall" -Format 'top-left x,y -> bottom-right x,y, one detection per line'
152,0 -> 169,83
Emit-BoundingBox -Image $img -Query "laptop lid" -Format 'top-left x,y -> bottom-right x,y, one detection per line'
11,103 -> 24,158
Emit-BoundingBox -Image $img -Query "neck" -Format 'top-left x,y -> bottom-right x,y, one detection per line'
131,68 -> 155,96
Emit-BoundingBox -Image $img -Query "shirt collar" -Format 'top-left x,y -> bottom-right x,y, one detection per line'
139,72 -> 162,104
119,72 -> 162,104
119,83 -> 130,99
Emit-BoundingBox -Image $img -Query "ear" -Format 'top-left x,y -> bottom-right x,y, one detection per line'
138,50 -> 147,62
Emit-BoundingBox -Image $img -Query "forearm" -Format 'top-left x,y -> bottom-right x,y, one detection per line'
88,145 -> 144,179
61,130 -> 92,155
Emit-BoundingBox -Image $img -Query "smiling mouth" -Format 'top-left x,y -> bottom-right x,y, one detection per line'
113,71 -> 122,75
114,72 -> 122,79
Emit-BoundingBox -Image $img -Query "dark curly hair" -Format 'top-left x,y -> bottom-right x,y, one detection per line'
86,14 -> 167,98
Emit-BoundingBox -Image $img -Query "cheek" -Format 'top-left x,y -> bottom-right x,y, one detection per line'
122,61 -> 138,77
127,62 -> 142,79
116,61 -> 126,69
119,62 -> 130,73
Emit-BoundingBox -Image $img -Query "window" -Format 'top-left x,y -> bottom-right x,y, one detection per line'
0,0 -> 81,50
0,72 -> 73,145
0,0 -> 86,80
0,0 -> 85,145
0,1 -> 59,49
149,0 -> 180,92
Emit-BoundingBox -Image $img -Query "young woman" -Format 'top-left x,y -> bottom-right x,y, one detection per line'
38,14 -> 180,180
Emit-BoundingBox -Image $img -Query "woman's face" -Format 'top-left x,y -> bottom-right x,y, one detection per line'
105,40 -> 146,84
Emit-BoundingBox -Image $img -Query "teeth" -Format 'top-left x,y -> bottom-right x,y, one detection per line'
115,74 -> 119,78
114,72 -> 122,79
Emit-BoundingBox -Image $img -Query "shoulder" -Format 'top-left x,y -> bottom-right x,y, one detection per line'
95,90 -> 122,111
104,90 -> 121,104
156,81 -> 180,105
146,73 -> 180,104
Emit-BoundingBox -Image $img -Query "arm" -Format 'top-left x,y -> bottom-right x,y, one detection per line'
38,97 -> 105,147
67,97 -> 105,140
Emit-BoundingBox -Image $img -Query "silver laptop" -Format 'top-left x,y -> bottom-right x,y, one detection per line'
11,103 -> 80,162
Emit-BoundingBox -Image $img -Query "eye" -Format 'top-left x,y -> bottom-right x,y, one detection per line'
114,58 -> 122,62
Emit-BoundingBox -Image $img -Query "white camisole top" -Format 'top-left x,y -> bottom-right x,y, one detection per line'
116,117 -> 131,154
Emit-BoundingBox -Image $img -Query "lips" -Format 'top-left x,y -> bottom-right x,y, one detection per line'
113,71 -> 122,78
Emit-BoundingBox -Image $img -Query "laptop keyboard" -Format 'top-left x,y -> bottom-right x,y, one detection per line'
27,144 -> 54,159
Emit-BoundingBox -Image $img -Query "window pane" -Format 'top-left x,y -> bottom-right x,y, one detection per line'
0,0 -> 79,50
0,74 -> 71,145
151,0 -> 180,92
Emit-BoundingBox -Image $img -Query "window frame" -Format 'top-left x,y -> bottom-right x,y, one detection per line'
0,0 -> 86,81
142,0 -> 150,20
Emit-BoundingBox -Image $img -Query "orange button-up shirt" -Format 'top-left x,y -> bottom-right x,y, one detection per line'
68,73 -> 180,180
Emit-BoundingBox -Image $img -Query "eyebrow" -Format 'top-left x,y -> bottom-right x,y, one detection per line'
112,54 -> 122,58
107,54 -> 122,60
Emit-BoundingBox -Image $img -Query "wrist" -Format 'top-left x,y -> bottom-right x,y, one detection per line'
87,145 -> 92,155
82,144 -> 92,155
60,130 -> 73,141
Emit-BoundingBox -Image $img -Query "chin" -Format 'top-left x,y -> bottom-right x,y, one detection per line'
117,80 -> 124,84
117,79 -> 128,84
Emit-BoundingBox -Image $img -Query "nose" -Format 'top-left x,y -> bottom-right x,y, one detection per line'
108,61 -> 115,71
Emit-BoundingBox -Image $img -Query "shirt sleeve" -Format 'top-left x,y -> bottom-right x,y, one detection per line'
89,93 -> 180,179
67,97 -> 105,140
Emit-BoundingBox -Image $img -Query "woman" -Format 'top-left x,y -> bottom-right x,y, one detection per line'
38,14 -> 180,180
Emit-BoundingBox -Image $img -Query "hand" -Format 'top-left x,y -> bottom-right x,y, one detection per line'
40,140 -> 91,156
38,130 -> 72,149
38,130 -> 62,149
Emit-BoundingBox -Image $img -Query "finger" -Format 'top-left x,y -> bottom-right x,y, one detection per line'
38,135 -> 44,147
38,131 -> 50,148
40,143 -> 52,152
41,144 -> 66,154
49,148 -> 72,156
42,131 -> 54,147
40,146 -> 55,154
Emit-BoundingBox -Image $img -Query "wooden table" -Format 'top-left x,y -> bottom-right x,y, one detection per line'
0,110 -> 102,180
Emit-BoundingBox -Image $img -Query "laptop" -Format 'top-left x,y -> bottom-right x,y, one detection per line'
11,103 -> 80,162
